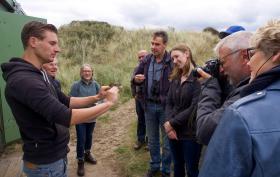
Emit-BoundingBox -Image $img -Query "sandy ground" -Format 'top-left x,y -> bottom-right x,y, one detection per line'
0,99 -> 136,177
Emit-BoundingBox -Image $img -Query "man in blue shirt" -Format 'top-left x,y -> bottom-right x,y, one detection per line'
134,31 -> 173,177
70,64 -> 100,176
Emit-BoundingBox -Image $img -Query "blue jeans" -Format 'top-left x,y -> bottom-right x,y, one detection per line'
75,122 -> 96,160
169,139 -> 202,177
135,98 -> 146,143
145,102 -> 171,174
23,158 -> 67,177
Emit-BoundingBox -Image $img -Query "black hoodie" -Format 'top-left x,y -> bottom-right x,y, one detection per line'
1,58 -> 71,164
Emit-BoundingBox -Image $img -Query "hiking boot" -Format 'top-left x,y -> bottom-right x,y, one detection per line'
84,151 -> 97,164
134,141 -> 144,150
145,169 -> 161,177
161,172 -> 170,177
77,160 -> 85,176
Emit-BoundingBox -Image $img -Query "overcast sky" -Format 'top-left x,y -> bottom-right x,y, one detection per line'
17,0 -> 280,31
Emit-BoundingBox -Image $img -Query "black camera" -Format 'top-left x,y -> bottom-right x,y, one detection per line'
150,80 -> 160,97
135,84 -> 144,95
193,58 -> 234,103
192,58 -> 220,78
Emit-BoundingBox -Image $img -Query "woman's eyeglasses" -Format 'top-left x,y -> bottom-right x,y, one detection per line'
246,47 -> 257,60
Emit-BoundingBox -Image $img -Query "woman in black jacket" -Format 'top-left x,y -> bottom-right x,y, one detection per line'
164,44 -> 202,177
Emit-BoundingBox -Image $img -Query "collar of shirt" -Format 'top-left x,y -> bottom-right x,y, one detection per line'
81,79 -> 93,85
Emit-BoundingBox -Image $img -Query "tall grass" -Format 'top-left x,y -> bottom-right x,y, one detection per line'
114,119 -> 150,177
55,20 -> 219,176
56,21 -> 219,102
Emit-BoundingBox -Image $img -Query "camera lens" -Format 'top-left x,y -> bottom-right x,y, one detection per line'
192,59 -> 220,78
151,80 -> 160,96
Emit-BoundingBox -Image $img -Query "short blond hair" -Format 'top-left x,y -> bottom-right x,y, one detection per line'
251,19 -> 280,57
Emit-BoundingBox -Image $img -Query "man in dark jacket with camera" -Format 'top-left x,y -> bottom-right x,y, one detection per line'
134,31 -> 173,177
196,31 -> 252,145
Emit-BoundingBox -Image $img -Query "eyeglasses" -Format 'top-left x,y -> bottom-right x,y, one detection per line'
218,49 -> 242,66
246,47 -> 257,60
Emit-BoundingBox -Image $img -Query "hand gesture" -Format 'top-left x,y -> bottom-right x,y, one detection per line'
197,68 -> 212,82
97,86 -> 111,100
105,86 -> 119,104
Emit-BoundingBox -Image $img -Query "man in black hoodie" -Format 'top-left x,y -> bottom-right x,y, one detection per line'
1,21 -> 118,177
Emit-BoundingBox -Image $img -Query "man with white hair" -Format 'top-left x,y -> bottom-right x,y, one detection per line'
196,31 -> 252,145
199,19 -> 280,177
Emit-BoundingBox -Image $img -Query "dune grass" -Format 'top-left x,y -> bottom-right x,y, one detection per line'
56,21 -> 218,101
56,21 -> 219,176
114,120 -> 150,177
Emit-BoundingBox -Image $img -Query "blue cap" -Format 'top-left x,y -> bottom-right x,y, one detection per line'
219,25 -> 245,39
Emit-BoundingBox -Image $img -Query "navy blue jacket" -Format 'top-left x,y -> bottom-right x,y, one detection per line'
134,51 -> 173,107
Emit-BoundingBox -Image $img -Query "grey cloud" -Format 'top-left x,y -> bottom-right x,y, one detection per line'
18,0 -> 280,31
118,2 -> 159,25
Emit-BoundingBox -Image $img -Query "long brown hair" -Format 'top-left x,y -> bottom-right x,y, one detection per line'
169,44 -> 196,80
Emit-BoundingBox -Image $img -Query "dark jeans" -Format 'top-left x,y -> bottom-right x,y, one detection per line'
169,139 -> 202,177
145,102 -> 171,174
135,98 -> 146,143
75,122 -> 96,160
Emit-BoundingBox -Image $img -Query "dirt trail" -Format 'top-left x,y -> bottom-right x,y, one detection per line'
67,99 -> 135,177
0,99 -> 136,177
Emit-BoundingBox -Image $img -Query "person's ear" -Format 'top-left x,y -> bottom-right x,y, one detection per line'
29,37 -> 39,48
272,51 -> 280,63
163,42 -> 167,48
185,51 -> 190,59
